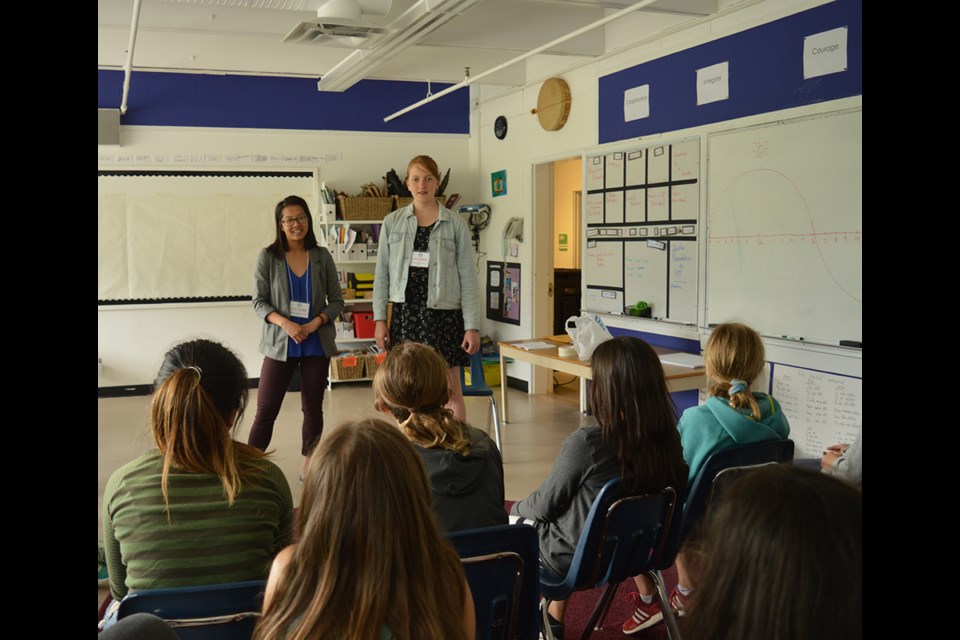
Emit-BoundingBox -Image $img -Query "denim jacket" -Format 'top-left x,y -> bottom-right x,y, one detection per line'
373,204 -> 481,331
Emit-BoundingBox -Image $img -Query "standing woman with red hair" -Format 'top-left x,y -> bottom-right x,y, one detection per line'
373,155 -> 481,421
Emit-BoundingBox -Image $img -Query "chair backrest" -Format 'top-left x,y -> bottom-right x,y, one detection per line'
539,478 -> 678,600
679,439 -> 795,541
117,580 -> 266,640
461,352 -> 492,396
448,524 -> 540,640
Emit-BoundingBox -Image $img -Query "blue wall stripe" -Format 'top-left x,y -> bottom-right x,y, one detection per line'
98,70 -> 469,134
598,0 -> 861,144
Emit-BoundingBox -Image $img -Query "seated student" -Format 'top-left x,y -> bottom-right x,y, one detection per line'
821,428 -> 862,485
624,322 -> 791,633
511,337 -> 688,633
101,340 -> 293,623
686,465 -> 862,640
255,418 -> 475,640
373,341 -> 506,532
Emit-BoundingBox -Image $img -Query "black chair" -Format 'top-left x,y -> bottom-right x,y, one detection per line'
117,580 -> 266,640
538,478 -> 680,640
448,524 -> 540,640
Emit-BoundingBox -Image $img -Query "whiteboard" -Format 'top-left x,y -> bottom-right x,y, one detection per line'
706,110 -> 862,345
98,171 -> 316,301
771,364 -> 861,459
583,138 -> 700,323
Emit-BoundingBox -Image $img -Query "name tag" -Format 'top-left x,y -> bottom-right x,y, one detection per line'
290,300 -> 310,319
410,251 -> 430,268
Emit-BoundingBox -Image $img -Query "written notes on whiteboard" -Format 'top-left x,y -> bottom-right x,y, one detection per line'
771,364 -> 861,459
583,138 -> 700,323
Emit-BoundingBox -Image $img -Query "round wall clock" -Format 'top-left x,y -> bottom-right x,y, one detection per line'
494,115 -> 508,140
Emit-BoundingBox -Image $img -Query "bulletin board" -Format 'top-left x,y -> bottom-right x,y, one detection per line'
582,138 -> 700,324
486,261 -> 521,325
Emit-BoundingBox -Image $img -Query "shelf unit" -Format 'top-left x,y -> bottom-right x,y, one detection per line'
316,206 -> 383,384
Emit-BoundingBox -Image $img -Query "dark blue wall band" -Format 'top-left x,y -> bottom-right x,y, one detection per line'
98,70 -> 469,134
598,0 -> 861,144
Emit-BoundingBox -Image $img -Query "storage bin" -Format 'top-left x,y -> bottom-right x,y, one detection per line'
353,312 -> 376,339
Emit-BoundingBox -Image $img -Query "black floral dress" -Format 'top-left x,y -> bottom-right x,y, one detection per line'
390,223 -> 470,368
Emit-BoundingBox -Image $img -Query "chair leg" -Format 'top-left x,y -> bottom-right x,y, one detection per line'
490,396 -> 502,451
593,579 -> 621,631
649,570 -> 681,640
578,581 -> 619,640
540,598 -> 556,640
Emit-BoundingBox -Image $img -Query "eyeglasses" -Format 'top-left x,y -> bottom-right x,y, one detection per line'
281,215 -> 309,227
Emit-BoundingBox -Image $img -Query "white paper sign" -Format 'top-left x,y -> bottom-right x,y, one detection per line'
623,84 -> 650,122
803,27 -> 848,79
696,61 -> 729,105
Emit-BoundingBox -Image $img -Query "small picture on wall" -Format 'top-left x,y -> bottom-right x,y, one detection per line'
491,170 -> 507,197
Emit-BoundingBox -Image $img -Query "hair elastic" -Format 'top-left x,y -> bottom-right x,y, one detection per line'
728,379 -> 748,395
185,365 -> 203,379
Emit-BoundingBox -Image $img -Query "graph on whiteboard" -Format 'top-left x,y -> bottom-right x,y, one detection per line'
582,138 -> 700,323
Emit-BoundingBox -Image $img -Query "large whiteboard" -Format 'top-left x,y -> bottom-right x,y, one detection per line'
706,110 -> 862,345
582,139 -> 700,323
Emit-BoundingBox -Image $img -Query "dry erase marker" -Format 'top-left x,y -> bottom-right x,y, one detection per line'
781,335 -> 804,341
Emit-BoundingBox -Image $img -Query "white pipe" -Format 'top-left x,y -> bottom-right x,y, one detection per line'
383,0 -> 660,123
120,0 -> 144,115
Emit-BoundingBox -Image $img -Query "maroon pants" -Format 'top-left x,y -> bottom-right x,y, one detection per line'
248,356 -> 329,456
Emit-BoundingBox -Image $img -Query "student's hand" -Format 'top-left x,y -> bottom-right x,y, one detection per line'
462,330 -> 481,355
820,449 -> 843,471
375,320 -> 390,351
826,443 -> 850,454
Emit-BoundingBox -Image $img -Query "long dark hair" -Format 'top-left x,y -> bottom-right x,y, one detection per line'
590,336 -> 687,495
687,465 -> 862,640
254,419 -> 469,640
151,339 -> 266,511
266,195 -> 319,259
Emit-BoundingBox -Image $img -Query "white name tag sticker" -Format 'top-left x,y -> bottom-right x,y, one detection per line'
290,300 -> 310,319
410,251 -> 430,268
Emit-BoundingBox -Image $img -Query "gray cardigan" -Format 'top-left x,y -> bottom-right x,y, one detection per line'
511,425 -> 619,575
253,246 -> 345,361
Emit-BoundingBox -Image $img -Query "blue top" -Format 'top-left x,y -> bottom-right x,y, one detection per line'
286,264 -> 324,358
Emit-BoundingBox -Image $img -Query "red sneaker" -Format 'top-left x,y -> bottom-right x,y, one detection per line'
621,592 -> 663,635
669,588 -> 690,617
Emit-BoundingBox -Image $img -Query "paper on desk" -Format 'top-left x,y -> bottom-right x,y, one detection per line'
659,353 -> 705,368
517,341 -> 556,351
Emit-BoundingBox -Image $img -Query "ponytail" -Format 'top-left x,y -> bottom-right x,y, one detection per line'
396,406 -> 471,456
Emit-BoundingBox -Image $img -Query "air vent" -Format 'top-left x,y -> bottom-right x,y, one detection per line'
283,20 -> 385,44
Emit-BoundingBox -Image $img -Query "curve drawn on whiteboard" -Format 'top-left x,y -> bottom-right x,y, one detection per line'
709,168 -> 861,304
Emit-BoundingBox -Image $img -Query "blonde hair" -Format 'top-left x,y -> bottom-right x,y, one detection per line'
373,342 -> 471,455
253,419 -> 469,640
704,323 -> 766,420
150,339 -> 266,512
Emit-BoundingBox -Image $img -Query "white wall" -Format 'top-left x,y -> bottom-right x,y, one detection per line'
98,126 -> 471,387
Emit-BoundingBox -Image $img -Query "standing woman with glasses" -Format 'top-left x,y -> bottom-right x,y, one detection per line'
373,155 -> 481,421
250,195 -> 344,472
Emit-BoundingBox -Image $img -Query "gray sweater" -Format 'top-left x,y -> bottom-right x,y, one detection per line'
511,426 -> 618,575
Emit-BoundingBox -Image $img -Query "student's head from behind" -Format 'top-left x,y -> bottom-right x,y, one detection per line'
688,465 -> 862,640
373,342 -> 470,455
270,195 -> 319,254
704,322 -> 766,418
258,418 -> 467,640
151,339 -> 259,506
589,336 -> 686,492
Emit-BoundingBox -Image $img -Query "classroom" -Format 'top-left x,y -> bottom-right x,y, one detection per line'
98,0 -> 861,636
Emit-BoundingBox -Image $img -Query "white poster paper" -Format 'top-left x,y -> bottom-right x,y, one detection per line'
803,27 -> 848,79
623,84 -> 650,122
696,61 -> 729,105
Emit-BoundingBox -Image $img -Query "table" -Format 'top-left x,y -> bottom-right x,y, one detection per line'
498,336 -> 707,423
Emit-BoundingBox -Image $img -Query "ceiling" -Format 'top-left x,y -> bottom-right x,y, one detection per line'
98,0 -> 723,90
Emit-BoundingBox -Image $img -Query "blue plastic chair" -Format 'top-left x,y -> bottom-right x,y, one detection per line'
448,524 -> 540,640
460,351 -> 503,450
116,580 -> 266,640
539,478 -> 679,640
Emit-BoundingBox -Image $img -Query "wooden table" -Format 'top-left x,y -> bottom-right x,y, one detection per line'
498,337 -> 707,423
